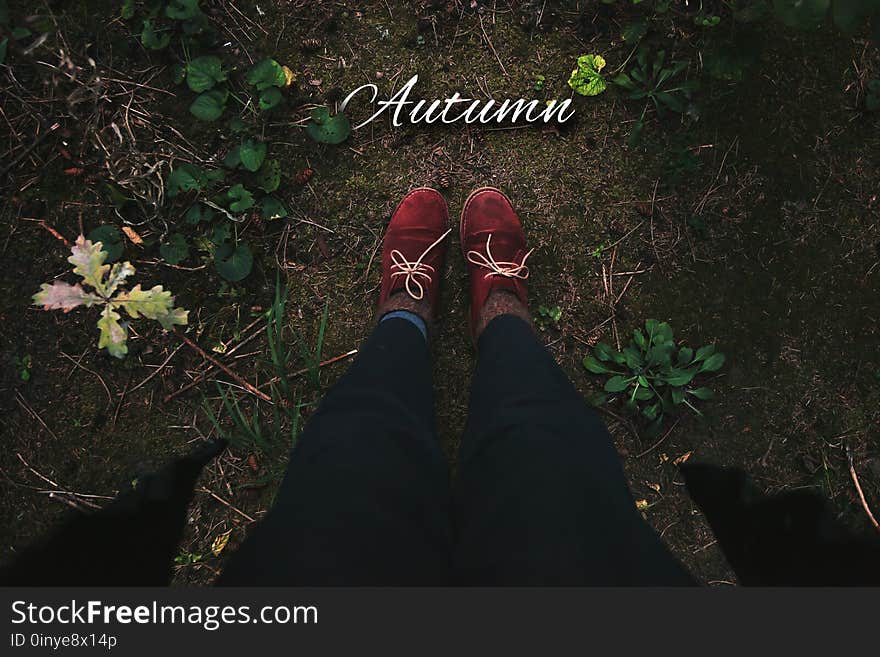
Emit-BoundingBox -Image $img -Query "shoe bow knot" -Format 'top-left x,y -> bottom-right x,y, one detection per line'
466,234 -> 533,280
389,228 -> 452,300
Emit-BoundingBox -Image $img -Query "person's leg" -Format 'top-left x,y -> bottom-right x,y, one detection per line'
220,188 -> 453,585
220,316 -> 450,585
453,188 -> 692,585
454,312 -> 693,585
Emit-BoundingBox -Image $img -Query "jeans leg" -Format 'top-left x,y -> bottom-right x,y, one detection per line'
452,315 -> 693,585
220,318 -> 451,585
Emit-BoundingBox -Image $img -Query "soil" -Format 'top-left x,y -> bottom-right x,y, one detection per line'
0,1 -> 877,585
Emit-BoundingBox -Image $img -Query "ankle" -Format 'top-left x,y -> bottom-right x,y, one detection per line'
475,291 -> 531,340
378,291 -> 432,325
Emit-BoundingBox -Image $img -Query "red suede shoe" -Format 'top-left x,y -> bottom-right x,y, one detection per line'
380,187 -> 451,316
460,187 -> 533,337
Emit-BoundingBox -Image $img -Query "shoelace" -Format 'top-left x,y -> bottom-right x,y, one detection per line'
466,234 -> 533,280
390,228 -> 452,300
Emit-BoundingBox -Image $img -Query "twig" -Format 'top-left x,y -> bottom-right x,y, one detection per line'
34,219 -> 72,247
635,419 -> 681,459
478,13 -> 509,79
37,489 -> 113,500
14,392 -> 59,441
111,377 -> 129,430
848,447 -> 880,533
0,121 -> 60,178
199,487 -> 255,523
43,491 -> 103,511
163,324 -> 267,402
130,343 -> 185,392
615,262 -> 643,305
59,351 -> 113,407
171,329 -> 273,404
45,493 -> 94,511
258,349 -> 359,389
16,452 -> 59,488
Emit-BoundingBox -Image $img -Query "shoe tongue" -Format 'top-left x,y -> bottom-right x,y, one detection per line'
489,276 -> 519,296
399,228 -> 444,259
473,229 -> 520,257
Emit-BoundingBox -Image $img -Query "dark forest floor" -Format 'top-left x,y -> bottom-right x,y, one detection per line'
1,1 -> 878,584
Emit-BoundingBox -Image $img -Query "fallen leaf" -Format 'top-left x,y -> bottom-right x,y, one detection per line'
294,168 -> 314,185
282,65 -> 296,87
635,202 -> 656,219
673,451 -> 693,466
635,499 -> 649,511
211,530 -> 232,557
122,226 -> 144,245
648,482 -> 661,493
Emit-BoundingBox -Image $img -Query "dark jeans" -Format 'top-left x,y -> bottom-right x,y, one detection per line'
219,315 -> 693,585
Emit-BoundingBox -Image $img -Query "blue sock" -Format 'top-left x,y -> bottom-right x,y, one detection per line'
380,310 -> 428,342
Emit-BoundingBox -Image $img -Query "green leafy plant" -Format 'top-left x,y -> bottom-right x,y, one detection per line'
226,183 -> 254,212
567,54 -> 608,96
254,158 -> 281,193
214,241 -> 253,282
305,107 -> 352,144
174,552 -> 203,565
140,19 -> 170,50
167,166 -> 235,277
584,319 -> 724,434
166,0 -> 202,20
258,87 -> 283,111
536,305 -> 562,330
14,354 -> 32,382
220,139 -> 281,222
612,46 -> 697,145
33,236 -> 188,358
125,0 -> 210,50
159,233 -> 189,264
261,196 -> 288,220
225,138 -> 266,172
246,58 -> 288,89
694,11 -> 722,27
189,86 -> 228,121
246,58 -> 292,112
166,162 -> 224,196
185,55 -> 225,92
185,203 -> 214,224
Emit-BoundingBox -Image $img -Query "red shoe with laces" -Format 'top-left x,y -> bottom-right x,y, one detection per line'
460,187 -> 533,338
379,187 -> 451,317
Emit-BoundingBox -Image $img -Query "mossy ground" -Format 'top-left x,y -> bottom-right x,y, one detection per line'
0,1 -> 877,584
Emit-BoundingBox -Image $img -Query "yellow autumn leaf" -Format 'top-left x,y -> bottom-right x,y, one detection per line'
282,65 -> 296,88
635,499 -> 649,511
673,451 -> 693,466
211,530 -> 232,557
